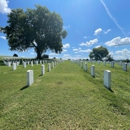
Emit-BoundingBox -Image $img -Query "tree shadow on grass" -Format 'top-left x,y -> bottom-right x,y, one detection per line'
20,85 -> 29,90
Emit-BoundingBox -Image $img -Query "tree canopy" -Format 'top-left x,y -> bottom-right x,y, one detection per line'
1,5 -> 67,59
105,54 -> 114,61
89,46 -> 109,61
13,54 -> 18,57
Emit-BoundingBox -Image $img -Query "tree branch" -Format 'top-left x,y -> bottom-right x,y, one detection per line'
31,42 -> 37,48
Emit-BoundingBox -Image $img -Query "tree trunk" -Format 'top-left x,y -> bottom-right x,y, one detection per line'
36,48 -> 42,59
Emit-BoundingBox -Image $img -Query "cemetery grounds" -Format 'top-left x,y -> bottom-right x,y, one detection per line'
0,57 -> 130,130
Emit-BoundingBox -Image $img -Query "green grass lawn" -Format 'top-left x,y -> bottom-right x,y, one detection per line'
0,60 -> 130,130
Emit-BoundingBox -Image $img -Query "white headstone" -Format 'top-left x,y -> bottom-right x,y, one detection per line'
27,70 -> 34,86
55,61 -> 57,66
36,61 -> 38,65
111,61 -> 114,68
16,61 -> 19,66
23,62 -> 26,68
104,61 -> 106,66
91,65 -> 95,77
19,60 -> 21,65
3,60 -> 7,66
52,62 -> 54,68
7,62 -> 11,67
48,63 -> 51,72
120,61 -> 122,66
12,63 -> 17,70
78,61 -> 80,66
80,61 -> 83,68
122,63 -> 127,71
84,63 -> 87,71
104,70 -> 111,89
80,61 -> 81,67
54,61 -> 55,66
31,61 -> 33,67
27,61 -> 30,65
41,65 -> 45,75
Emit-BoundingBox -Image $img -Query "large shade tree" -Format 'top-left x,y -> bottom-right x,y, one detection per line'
1,5 -> 67,59
89,46 -> 109,61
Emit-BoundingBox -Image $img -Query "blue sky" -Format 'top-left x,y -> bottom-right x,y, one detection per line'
0,0 -> 130,60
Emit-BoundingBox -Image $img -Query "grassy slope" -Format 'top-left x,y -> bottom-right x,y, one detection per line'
0,60 -> 130,130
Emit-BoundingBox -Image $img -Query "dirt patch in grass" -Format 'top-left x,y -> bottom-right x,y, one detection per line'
57,81 -> 63,85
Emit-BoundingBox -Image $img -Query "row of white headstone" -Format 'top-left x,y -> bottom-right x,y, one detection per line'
3,60 -> 20,66
105,61 -> 128,71
22,60 -> 54,65
85,60 -> 130,66
3,59 -> 56,67
72,61 -> 111,90
76,60 -> 129,89
2,57 -> 20,60
26,62 -> 59,86
22,61 -> 57,68
26,59 -> 65,86
11,61 -> 58,71
77,60 -> 129,71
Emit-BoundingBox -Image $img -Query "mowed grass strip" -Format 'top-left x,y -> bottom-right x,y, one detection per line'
0,60 -> 130,130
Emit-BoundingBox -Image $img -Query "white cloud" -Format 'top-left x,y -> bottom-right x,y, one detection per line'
106,49 -> 130,60
63,49 -> 67,52
62,54 -> 89,60
50,56 -> 59,59
0,36 -> 6,40
113,49 -> 130,60
79,49 -> 91,53
30,53 -> 35,55
105,37 -> 130,46
63,43 -> 70,48
62,54 -> 70,59
109,51 -> 114,56
100,0 -> 126,36
73,48 -> 79,52
94,28 -> 102,35
49,53 -> 59,56
115,49 -> 130,55
79,39 -> 98,46
63,25 -> 70,29
95,45 -> 101,48
63,54 -> 70,57
73,48 -> 91,53
0,0 -> 11,14
84,36 -> 87,38
113,55 -> 124,60
104,29 -> 111,34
